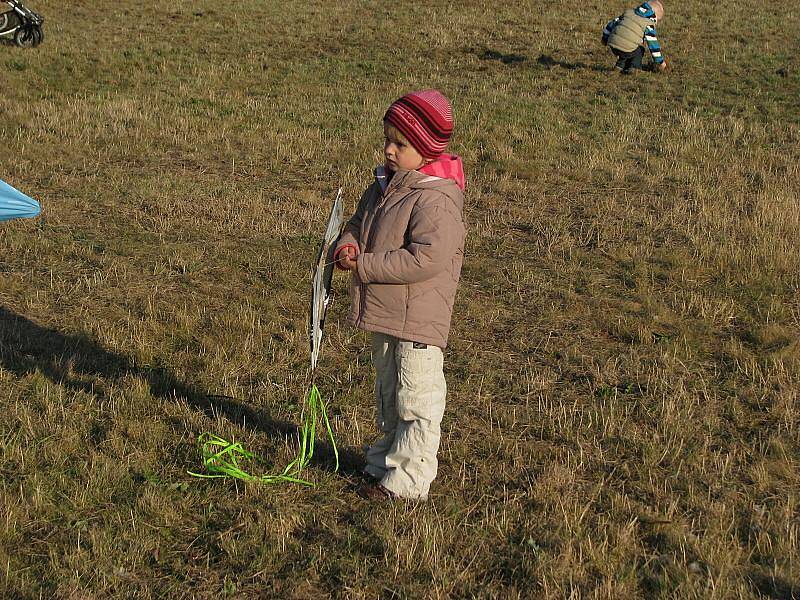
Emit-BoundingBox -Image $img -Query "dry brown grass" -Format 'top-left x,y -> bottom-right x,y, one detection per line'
0,0 -> 798,597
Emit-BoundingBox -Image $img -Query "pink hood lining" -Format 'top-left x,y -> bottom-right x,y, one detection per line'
419,154 -> 466,191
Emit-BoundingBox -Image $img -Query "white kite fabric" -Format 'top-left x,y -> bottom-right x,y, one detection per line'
0,178 -> 41,221
310,189 -> 344,370
190,190 -> 344,485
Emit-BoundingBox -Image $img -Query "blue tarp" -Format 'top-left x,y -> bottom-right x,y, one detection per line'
0,178 -> 41,221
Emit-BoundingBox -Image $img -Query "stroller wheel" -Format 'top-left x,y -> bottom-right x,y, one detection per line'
32,24 -> 43,46
14,25 -> 36,48
1,10 -> 21,33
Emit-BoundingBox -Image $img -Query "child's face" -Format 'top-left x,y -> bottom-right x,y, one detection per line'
383,122 -> 427,172
651,1 -> 664,21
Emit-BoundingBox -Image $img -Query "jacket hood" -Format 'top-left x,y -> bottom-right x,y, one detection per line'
374,164 -> 465,212
419,154 -> 466,191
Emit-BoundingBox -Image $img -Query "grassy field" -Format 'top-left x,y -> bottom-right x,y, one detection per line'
1,0 -> 798,597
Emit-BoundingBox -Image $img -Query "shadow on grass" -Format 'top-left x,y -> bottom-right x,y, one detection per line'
475,48 -> 527,64
0,305 -> 298,438
747,570 -> 799,600
536,54 -> 610,72
473,49 -> 613,72
0,306 -> 365,476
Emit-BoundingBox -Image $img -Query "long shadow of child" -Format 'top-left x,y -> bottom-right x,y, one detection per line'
0,305 -> 361,475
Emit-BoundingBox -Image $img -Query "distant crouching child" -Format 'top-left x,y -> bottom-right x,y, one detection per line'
603,1 -> 668,74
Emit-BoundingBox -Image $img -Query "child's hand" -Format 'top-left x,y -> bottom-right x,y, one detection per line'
338,245 -> 359,271
658,59 -> 668,72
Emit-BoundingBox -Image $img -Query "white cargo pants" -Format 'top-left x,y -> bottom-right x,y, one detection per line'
364,332 -> 447,499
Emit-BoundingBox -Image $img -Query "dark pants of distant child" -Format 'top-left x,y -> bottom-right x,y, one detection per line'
611,46 -> 644,72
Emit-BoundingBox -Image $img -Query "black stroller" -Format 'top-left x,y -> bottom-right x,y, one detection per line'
0,0 -> 44,48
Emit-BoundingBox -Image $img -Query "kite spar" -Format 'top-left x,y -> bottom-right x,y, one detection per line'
310,188 -> 344,371
0,178 -> 41,221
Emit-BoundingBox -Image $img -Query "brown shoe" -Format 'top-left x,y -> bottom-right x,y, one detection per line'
357,483 -> 397,501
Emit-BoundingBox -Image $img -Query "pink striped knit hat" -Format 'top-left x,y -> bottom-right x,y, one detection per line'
384,89 -> 453,159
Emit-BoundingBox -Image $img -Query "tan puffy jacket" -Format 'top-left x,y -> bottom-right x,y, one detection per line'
335,167 -> 466,348
608,8 -> 653,52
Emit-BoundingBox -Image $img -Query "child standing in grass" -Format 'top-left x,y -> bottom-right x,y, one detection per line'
602,1 -> 668,74
334,89 -> 466,501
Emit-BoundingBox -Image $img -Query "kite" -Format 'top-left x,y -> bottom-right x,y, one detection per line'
310,188 -> 344,371
0,178 -> 41,221
189,190 -> 345,484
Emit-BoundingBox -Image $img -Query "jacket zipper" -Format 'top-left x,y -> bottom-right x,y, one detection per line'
358,183 -> 397,326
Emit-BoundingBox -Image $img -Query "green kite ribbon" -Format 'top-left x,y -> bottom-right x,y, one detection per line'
188,384 -> 338,485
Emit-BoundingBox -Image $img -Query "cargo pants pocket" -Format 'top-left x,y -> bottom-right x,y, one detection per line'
395,341 -> 446,423
371,333 -> 398,433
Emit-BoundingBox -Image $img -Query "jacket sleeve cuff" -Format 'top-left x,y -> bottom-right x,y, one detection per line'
356,254 -> 371,282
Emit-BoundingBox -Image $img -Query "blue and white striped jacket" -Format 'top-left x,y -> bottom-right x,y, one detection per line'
602,2 -> 665,64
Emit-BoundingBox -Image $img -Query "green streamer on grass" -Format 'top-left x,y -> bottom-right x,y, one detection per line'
188,384 -> 338,485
